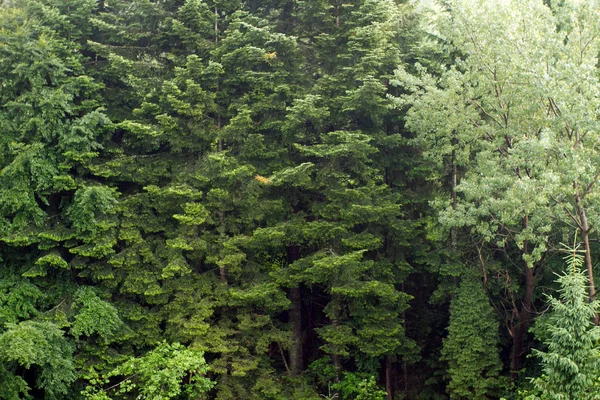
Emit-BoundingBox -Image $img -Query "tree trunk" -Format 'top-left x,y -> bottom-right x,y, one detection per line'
510,216 -> 534,379
403,358 -> 408,398
289,286 -> 303,376
510,264 -> 534,379
574,184 -> 598,323
385,356 -> 394,400
287,245 -> 304,375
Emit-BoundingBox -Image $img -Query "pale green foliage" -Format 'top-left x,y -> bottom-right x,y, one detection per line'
332,372 -> 387,400
0,321 -> 75,399
83,341 -> 214,400
393,0 -> 600,267
441,277 -> 503,399
529,248 -> 600,399
71,287 -> 122,340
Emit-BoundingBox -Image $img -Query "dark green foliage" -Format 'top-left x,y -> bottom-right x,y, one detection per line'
8,0 -> 593,399
0,0 -> 433,397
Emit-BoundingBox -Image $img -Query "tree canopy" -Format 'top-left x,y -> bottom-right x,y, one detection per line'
1,0 -> 600,399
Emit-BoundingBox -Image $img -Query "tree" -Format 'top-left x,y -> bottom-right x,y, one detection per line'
440,277 -> 503,399
82,342 -> 214,400
529,244 -> 600,399
87,1 -> 307,397
0,0 -> 437,397
0,1 -> 123,397
393,0 -> 600,377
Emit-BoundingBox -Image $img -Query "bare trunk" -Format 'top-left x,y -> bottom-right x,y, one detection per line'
289,286 -> 303,376
575,184 -> 597,323
403,359 -> 408,397
451,150 -> 458,249
385,356 -> 393,400
510,265 -> 534,378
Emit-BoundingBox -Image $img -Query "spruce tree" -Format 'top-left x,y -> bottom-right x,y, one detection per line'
530,246 -> 600,399
441,277 -> 503,399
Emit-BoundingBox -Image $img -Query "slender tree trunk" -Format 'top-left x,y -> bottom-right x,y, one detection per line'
289,286 -> 303,376
403,358 -> 408,398
385,356 -> 394,400
510,216 -> 534,379
330,298 -> 342,383
451,150 -> 458,249
574,184 -> 598,323
287,245 -> 304,376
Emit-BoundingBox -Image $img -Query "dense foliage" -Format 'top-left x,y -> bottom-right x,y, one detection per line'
1,0 -> 600,399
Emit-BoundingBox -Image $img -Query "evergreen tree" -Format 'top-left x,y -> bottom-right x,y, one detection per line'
530,246 -> 600,399
441,277 -> 503,399
0,0 -> 448,398
262,1 -> 421,397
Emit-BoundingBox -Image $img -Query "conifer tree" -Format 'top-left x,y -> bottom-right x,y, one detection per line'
530,246 -> 600,399
0,0 -> 433,398
0,0 -> 123,397
441,277 -> 503,399
262,1 -> 420,396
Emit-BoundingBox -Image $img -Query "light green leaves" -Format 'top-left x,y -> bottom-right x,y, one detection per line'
395,0 -> 600,267
0,321 -> 75,400
84,342 -> 214,400
71,287 -> 122,340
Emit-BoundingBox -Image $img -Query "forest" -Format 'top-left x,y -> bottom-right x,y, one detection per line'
2,0 -> 600,398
